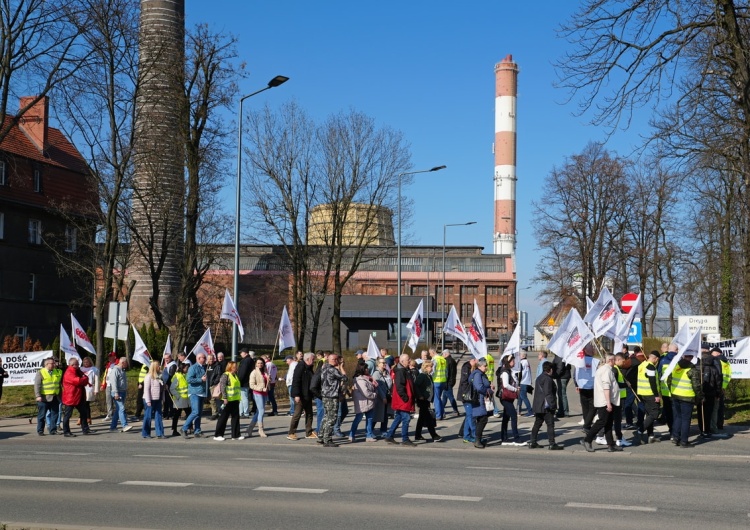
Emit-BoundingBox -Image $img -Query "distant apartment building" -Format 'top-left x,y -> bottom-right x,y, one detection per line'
0,97 -> 96,345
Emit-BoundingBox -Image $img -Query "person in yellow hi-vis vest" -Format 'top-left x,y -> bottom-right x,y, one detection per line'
34,357 -> 62,435
710,347 -> 732,433
213,361 -> 242,441
668,353 -> 703,448
431,348 -> 448,420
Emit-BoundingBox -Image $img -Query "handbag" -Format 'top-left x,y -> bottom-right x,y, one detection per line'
501,387 -> 518,401
211,384 -> 221,398
484,397 -> 494,412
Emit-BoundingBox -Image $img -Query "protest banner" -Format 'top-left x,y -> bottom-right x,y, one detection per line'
0,350 -> 52,386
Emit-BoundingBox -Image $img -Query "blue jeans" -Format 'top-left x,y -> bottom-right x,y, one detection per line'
672,399 -> 693,444
518,385 -> 532,414
315,397 -> 324,433
349,410 -> 375,439
386,410 -> 411,442
441,385 -> 458,413
251,393 -> 267,423
183,394 -> 204,434
334,400 -> 348,434
463,402 -> 476,440
37,397 -> 60,434
433,382 -> 447,419
240,388 -> 250,416
110,392 -> 128,430
287,385 -> 294,415
141,400 -> 164,437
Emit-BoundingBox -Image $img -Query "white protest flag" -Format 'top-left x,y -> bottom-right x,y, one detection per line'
162,335 -> 172,363
586,296 -> 594,313
367,335 -> 381,359
548,308 -> 594,365
444,305 -> 469,347
661,326 -> 701,381
71,313 -> 96,355
500,322 -> 521,366
670,322 -> 691,352
60,325 -> 80,363
584,287 -> 621,338
611,293 -> 643,350
278,306 -> 295,352
466,299 -> 487,359
405,300 -> 424,353
220,289 -> 244,341
132,324 -> 152,366
190,328 -> 215,359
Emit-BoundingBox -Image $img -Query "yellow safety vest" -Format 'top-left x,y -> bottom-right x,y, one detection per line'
670,366 -> 695,398
433,356 -> 447,383
637,362 -> 657,397
40,368 -> 62,396
225,373 -> 240,401
138,364 -> 148,383
720,360 -> 731,390
659,362 -> 671,397
173,372 -> 188,399
614,366 -> 627,399
486,355 -> 495,379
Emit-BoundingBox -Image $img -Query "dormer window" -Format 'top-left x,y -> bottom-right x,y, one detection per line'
0,160 -> 6,186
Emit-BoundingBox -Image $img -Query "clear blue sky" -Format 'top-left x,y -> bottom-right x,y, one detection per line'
186,1 -> 645,332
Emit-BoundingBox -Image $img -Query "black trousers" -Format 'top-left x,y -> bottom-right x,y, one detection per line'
135,385 -> 145,417
661,396 -> 673,434
579,389 -> 595,429
475,414 -> 488,442
697,395 -> 715,434
586,406 -> 614,446
530,411 -> 556,444
415,400 -> 438,438
62,402 -> 90,434
639,395 -> 660,436
214,400 -> 240,439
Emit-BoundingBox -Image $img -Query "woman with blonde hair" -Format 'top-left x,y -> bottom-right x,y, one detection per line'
213,361 -> 243,441
246,358 -> 270,437
142,361 -> 165,439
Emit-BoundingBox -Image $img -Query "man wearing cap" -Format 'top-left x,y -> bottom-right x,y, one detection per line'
237,349 -> 253,417
698,347 -> 722,439
710,347 -> 731,432
636,350 -> 662,444
101,352 -> 118,421
285,354 -> 298,416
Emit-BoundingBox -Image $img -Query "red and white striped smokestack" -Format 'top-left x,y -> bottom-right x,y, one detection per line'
493,55 -> 518,266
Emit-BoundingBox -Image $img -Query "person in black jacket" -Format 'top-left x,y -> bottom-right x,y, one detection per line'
287,352 -> 316,440
551,354 -> 570,418
698,352 -> 722,438
528,362 -> 563,450
441,349 -> 460,416
457,357 -> 478,443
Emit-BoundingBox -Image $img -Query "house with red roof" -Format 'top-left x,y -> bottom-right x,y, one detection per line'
0,97 -> 97,346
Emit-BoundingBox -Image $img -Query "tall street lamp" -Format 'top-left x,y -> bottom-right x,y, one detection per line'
441,221 -> 476,350
396,165 -> 446,356
232,75 -> 289,361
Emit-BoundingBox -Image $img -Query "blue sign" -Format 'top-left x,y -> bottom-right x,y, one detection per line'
627,321 -> 642,344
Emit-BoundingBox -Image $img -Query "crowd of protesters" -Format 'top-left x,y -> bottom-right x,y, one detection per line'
25,341 -> 731,450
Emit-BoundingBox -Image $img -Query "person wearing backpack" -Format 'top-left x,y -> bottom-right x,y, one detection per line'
698,351 -> 721,439
457,356 -> 478,443
528,361 -> 563,450
470,358 -> 493,449
287,353 -> 316,441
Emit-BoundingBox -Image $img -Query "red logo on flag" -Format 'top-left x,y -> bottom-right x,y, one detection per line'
567,330 -> 581,347
413,318 -> 422,338
577,350 -> 585,359
601,307 -> 616,321
75,328 -> 91,342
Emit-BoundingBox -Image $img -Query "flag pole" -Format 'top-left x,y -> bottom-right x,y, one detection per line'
401,331 -> 412,356
270,329 -> 280,362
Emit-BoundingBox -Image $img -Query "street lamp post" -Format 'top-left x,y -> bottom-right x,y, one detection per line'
441,221 -> 476,350
516,285 -> 532,345
396,165 -> 446,356
232,75 -> 289,361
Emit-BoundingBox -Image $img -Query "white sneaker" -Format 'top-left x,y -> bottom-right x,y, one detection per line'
122,425 -> 133,432
213,436 -> 225,441
577,419 -> 585,425
617,439 -> 632,447
595,436 -> 607,445
233,436 -> 245,441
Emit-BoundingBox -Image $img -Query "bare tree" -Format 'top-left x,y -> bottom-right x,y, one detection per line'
174,24 -> 240,352
244,101 -> 317,350
0,0 -> 89,143
533,142 -> 629,306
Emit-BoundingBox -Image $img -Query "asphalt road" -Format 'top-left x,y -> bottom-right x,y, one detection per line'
1,409 -> 749,530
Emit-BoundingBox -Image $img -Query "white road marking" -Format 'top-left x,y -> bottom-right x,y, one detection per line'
120,481 -> 192,487
34,451 -> 95,456
255,486 -> 327,494
234,458 -> 287,462
597,472 -> 674,478
402,493 -> 482,502
566,502 -> 656,512
133,454 -> 187,458
0,475 -> 101,483
466,466 -> 524,472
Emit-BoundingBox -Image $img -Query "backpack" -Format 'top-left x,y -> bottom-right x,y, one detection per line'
310,365 -> 323,399
462,371 -> 480,406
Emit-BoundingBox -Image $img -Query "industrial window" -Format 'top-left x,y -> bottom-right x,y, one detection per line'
0,161 -> 6,186
461,285 -> 478,295
15,326 -> 27,344
33,168 -> 42,192
29,273 -> 36,300
461,303 -> 473,319
65,225 -> 77,252
28,219 -> 42,244
411,285 -> 427,296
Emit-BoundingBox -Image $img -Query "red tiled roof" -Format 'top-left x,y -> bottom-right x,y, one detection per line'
1,116 -> 89,174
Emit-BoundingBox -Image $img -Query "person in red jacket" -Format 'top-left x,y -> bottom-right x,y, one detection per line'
62,358 -> 92,437
384,354 -> 416,446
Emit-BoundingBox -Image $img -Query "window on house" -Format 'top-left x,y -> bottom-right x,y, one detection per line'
28,219 -> 42,244
411,285 -> 427,296
461,285 -> 478,295
33,168 -> 42,192
65,225 -> 77,252
0,161 -> 6,186
0,212 -> 4,239
29,273 -> 36,300
15,326 -> 27,344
